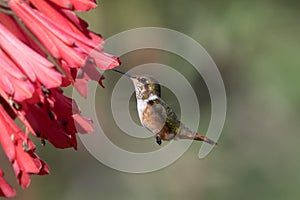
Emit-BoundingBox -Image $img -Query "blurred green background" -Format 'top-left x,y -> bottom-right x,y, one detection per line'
5,0 -> 300,199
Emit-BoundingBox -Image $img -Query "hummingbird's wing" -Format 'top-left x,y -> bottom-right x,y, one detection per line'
141,98 -> 167,134
142,97 -> 181,139
155,98 -> 181,134
144,98 -> 217,145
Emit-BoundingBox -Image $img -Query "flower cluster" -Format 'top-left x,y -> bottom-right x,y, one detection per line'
0,0 -> 119,197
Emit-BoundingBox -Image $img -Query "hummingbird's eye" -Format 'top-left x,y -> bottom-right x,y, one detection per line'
140,78 -> 147,83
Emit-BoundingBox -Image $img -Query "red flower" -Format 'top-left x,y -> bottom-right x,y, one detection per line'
0,169 -> 16,198
0,105 -> 49,188
9,0 -> 119,97
0,0 -> 120,198
47,0 -> 97,12
0,22 -> 62,90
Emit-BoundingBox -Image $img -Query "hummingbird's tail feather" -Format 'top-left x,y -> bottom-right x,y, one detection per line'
194,133 -> 218,146
176,128 -> 218,146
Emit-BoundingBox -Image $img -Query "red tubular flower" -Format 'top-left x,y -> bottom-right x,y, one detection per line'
47,0 -> 97,12
0,0 -> 120,198
0,169 -> 16,198
15,88 -> 94,149
0,48 -> 35,102
9,0 -> 119,96
0,22 -> 62,89
0,105 -> 49,189
0,12 -> 45,56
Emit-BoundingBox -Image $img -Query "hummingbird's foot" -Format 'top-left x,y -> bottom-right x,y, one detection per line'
156,136 -> 162,145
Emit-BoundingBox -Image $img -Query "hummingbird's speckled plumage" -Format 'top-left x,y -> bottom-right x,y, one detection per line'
130,75 -> 217,146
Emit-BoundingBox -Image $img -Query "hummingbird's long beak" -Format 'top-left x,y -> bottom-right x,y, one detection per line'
129,76 -> 138,85
111,68 -> 135,78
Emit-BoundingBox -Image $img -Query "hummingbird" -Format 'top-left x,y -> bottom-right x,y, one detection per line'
112,69 -> 217,146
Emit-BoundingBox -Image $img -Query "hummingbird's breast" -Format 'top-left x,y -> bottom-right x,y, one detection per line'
136,94 -> 159,123
137,99 -> 148,125
137,96 -> 169,136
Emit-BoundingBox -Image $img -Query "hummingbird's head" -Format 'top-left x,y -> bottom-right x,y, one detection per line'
130,76 -> 161,100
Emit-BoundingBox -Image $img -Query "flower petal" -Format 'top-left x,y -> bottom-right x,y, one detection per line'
48,0 -> 97,11
0,169 -> 16,198
0,23 -> 62,89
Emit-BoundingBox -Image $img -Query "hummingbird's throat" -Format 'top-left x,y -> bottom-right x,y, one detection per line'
135,83 -> 160,100
136,89 -> 157,100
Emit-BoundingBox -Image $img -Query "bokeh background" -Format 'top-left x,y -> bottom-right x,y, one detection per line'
3,0 -> 300,199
